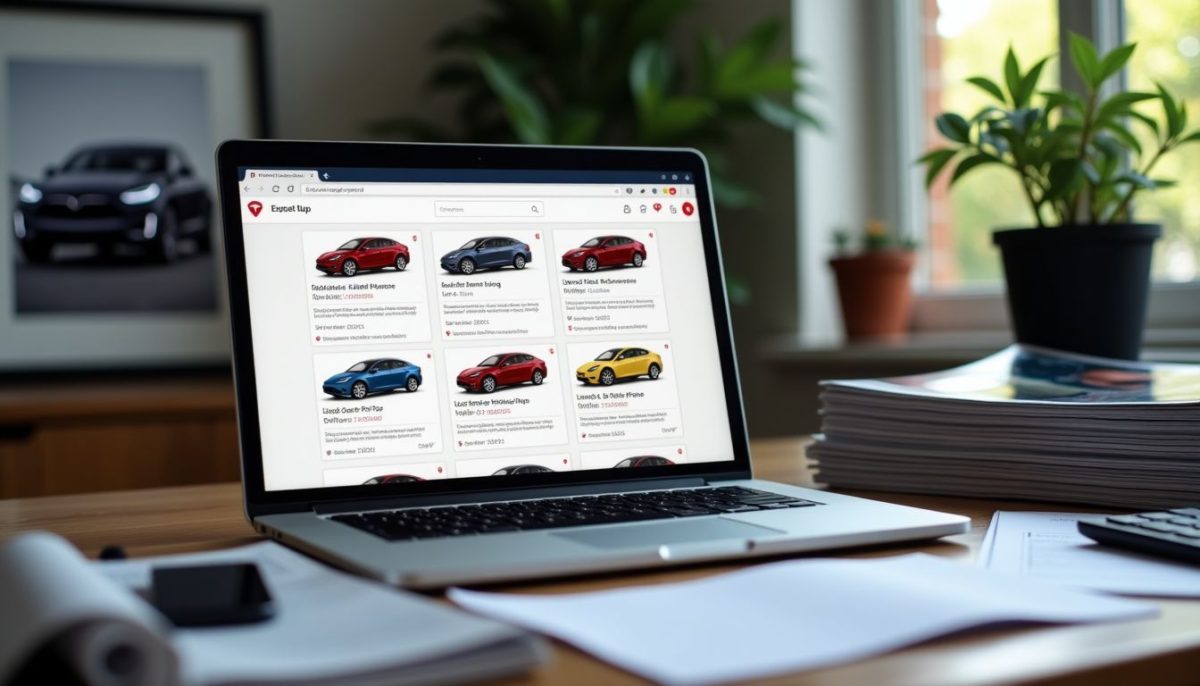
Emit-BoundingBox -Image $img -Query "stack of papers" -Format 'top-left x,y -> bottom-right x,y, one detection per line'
808,345 -> 1200,509
451,553 -> 1156,685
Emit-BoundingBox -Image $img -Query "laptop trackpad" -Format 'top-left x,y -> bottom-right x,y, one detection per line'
555,518 -> 783,550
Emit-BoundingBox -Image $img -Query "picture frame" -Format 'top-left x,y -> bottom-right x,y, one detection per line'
0,0 -> 271,371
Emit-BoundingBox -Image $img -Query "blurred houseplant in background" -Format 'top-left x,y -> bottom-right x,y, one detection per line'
828,220 -> 917,339
372,0 -> 818,305
922,35 -> 1200,360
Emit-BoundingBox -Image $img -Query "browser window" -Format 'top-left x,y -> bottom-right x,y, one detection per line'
236,167 -> 732,491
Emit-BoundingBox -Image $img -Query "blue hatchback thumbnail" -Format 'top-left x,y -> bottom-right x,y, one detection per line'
323,358 -> 422,399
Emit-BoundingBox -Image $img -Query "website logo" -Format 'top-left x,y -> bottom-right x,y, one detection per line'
247,200 -> 263,217
681,201 -> 694,216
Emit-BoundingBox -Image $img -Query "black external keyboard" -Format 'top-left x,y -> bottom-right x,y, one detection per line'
1078,507 -> 1200,565
329,486 -> 822,541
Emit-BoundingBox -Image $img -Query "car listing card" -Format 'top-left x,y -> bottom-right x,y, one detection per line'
312,349 -> 442,460
551,228 -> 668,336
302,231 -> 432,345
442,344 -> 569,452
566,340 -> 683,443
431,229 -> 555,340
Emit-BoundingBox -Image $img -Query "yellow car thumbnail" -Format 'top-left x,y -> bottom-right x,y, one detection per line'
576,347 -> 663,386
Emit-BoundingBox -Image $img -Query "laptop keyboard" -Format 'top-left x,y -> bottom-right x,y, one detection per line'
329,486 -> 822,541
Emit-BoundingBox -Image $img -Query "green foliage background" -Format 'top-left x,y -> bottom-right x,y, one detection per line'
371,0 -> 816,212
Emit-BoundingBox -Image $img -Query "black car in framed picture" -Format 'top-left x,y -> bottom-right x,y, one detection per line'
15,143 -> 212,263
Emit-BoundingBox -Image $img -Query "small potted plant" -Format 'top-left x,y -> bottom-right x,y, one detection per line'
829,220 -> 917,339
921,34 -> 1199,360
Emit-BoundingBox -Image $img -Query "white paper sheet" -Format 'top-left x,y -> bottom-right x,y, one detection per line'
979,511 -> 1200,597
95,542 -> 543,686
449,553 -> 1156,685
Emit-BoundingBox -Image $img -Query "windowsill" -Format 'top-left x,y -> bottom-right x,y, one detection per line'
763,329 -> 1200,366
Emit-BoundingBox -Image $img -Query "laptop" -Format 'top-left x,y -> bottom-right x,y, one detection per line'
215,140 -> 968,588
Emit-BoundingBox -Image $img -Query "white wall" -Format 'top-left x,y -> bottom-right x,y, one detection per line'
792,0 -> 878,347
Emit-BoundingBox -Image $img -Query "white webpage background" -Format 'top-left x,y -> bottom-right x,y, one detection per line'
238,185 -> 735,491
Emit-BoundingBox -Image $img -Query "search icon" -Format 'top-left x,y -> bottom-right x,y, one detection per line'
530,204 -> 539,214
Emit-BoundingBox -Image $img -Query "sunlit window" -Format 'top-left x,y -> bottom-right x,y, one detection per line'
921,0 -> 1059,288
1126,0 -> 1200,283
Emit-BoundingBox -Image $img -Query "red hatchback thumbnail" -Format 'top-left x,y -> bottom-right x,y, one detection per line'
562,235 -> 646,272
316,237 -> 410,276
457,352 -> 547,393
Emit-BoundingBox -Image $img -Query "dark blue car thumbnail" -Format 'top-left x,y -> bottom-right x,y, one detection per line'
323,358 -> 422,399
440,236 -> 532,274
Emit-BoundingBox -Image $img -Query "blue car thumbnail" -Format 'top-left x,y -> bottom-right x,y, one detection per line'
323,358 -> 422,399
440,236 -> 532,275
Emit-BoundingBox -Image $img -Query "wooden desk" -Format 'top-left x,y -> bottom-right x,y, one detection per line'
2,437 -> 1198,685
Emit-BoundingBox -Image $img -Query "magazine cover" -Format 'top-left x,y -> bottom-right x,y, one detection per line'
825,345 -> 1200,405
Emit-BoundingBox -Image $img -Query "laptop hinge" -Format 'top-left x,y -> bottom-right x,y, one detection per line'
312,476 -> 708,516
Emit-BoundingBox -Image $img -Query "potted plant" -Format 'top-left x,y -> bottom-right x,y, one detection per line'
921,34 -> 1199,360
370,0 -> 819,307
829,220 -> 917,339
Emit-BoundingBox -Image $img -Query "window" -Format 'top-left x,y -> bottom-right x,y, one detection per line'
1126,0 -> 1200,283
918,0 -> 1199,291
921,0 -> 1060,288
869,0 -> 1200,340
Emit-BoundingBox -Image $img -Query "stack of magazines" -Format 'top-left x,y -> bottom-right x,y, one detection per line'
808,345 -> 1200,509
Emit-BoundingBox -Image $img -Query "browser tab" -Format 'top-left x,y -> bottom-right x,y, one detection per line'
240,168 -> 319,182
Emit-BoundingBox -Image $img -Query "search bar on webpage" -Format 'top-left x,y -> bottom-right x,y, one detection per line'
434,200 -> 545,218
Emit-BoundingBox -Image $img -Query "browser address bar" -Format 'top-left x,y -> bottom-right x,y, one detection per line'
302,184 -> 619,196
434,200 -> 545,218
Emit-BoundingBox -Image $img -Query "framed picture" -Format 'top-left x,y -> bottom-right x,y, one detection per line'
0,1 -> 270,370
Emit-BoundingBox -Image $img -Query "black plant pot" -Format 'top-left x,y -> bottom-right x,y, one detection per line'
993,223 -> 1161,360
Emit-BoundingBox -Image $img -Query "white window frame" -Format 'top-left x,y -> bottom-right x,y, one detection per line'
793,0 -> 1200,345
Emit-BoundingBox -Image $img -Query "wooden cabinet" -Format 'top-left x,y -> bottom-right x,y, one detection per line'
0,376 -> 240,498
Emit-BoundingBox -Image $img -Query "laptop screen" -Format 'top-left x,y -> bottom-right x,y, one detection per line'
235,166 -> 735,492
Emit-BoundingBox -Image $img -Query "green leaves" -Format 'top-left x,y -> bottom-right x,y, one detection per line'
1097,43 -> 1136,84
1004,47 -> 1022,106
918,148 -> 957,189
629,41 -> 714,141
935,113 -> 971,143
640,97 -> 714,141
750,96 -> 821,131
1158,82 -> 1186,139
921,34 -> 1197,227
1068,32 -> 1101,91
1044,158 -> 1084,201
1095,91 -> 1157,126
475,52 -> 551,144
1068,33 -> 1137,92
967,76 -> 1005,103
950,153 -> 999,184
1014,57 -> 1049,108
370,0 -> 817,212
630,42 -> 674,112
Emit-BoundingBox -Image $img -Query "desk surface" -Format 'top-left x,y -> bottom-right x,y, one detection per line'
2,437 -> 1198,685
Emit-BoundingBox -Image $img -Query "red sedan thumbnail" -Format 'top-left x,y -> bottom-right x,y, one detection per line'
562,235 -> 646,272
457,353 -> 547,393
316,237 -> 410,276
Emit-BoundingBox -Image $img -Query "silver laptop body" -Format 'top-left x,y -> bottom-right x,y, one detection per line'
217,141 -> 968,589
